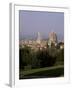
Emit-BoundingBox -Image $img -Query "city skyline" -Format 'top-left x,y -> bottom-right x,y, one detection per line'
19,10 -> 64,41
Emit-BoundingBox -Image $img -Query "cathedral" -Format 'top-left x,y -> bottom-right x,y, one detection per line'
48,32 -> 57,47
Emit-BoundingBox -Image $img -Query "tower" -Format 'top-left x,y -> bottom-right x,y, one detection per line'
36,32 -> 41,44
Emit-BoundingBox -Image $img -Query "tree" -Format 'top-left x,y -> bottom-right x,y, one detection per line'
36,49 -> 56,67
55,49 -> 64,65
19,46 -> 32,69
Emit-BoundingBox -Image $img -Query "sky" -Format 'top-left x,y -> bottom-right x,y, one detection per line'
19,10 -> 64,41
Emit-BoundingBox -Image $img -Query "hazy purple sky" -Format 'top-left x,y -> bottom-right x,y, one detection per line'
19,10 -> 64,41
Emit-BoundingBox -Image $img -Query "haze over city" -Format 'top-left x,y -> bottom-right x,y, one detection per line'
19,10 -> 64,41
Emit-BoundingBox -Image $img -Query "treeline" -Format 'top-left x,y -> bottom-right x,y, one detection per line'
19,46 -> 64,70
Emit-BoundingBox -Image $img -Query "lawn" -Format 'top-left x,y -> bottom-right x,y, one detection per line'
19,65 -> 64,79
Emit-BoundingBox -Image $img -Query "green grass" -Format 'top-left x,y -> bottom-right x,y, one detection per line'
19,65 -> 64,79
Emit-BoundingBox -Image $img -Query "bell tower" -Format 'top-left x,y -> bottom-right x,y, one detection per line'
36,32 -> 41,44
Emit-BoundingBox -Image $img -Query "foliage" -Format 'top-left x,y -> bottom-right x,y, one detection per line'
36,49 -> 56,67
55,49 -> 64,65
19,46 -> 32,69
19,46 -> 64,70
